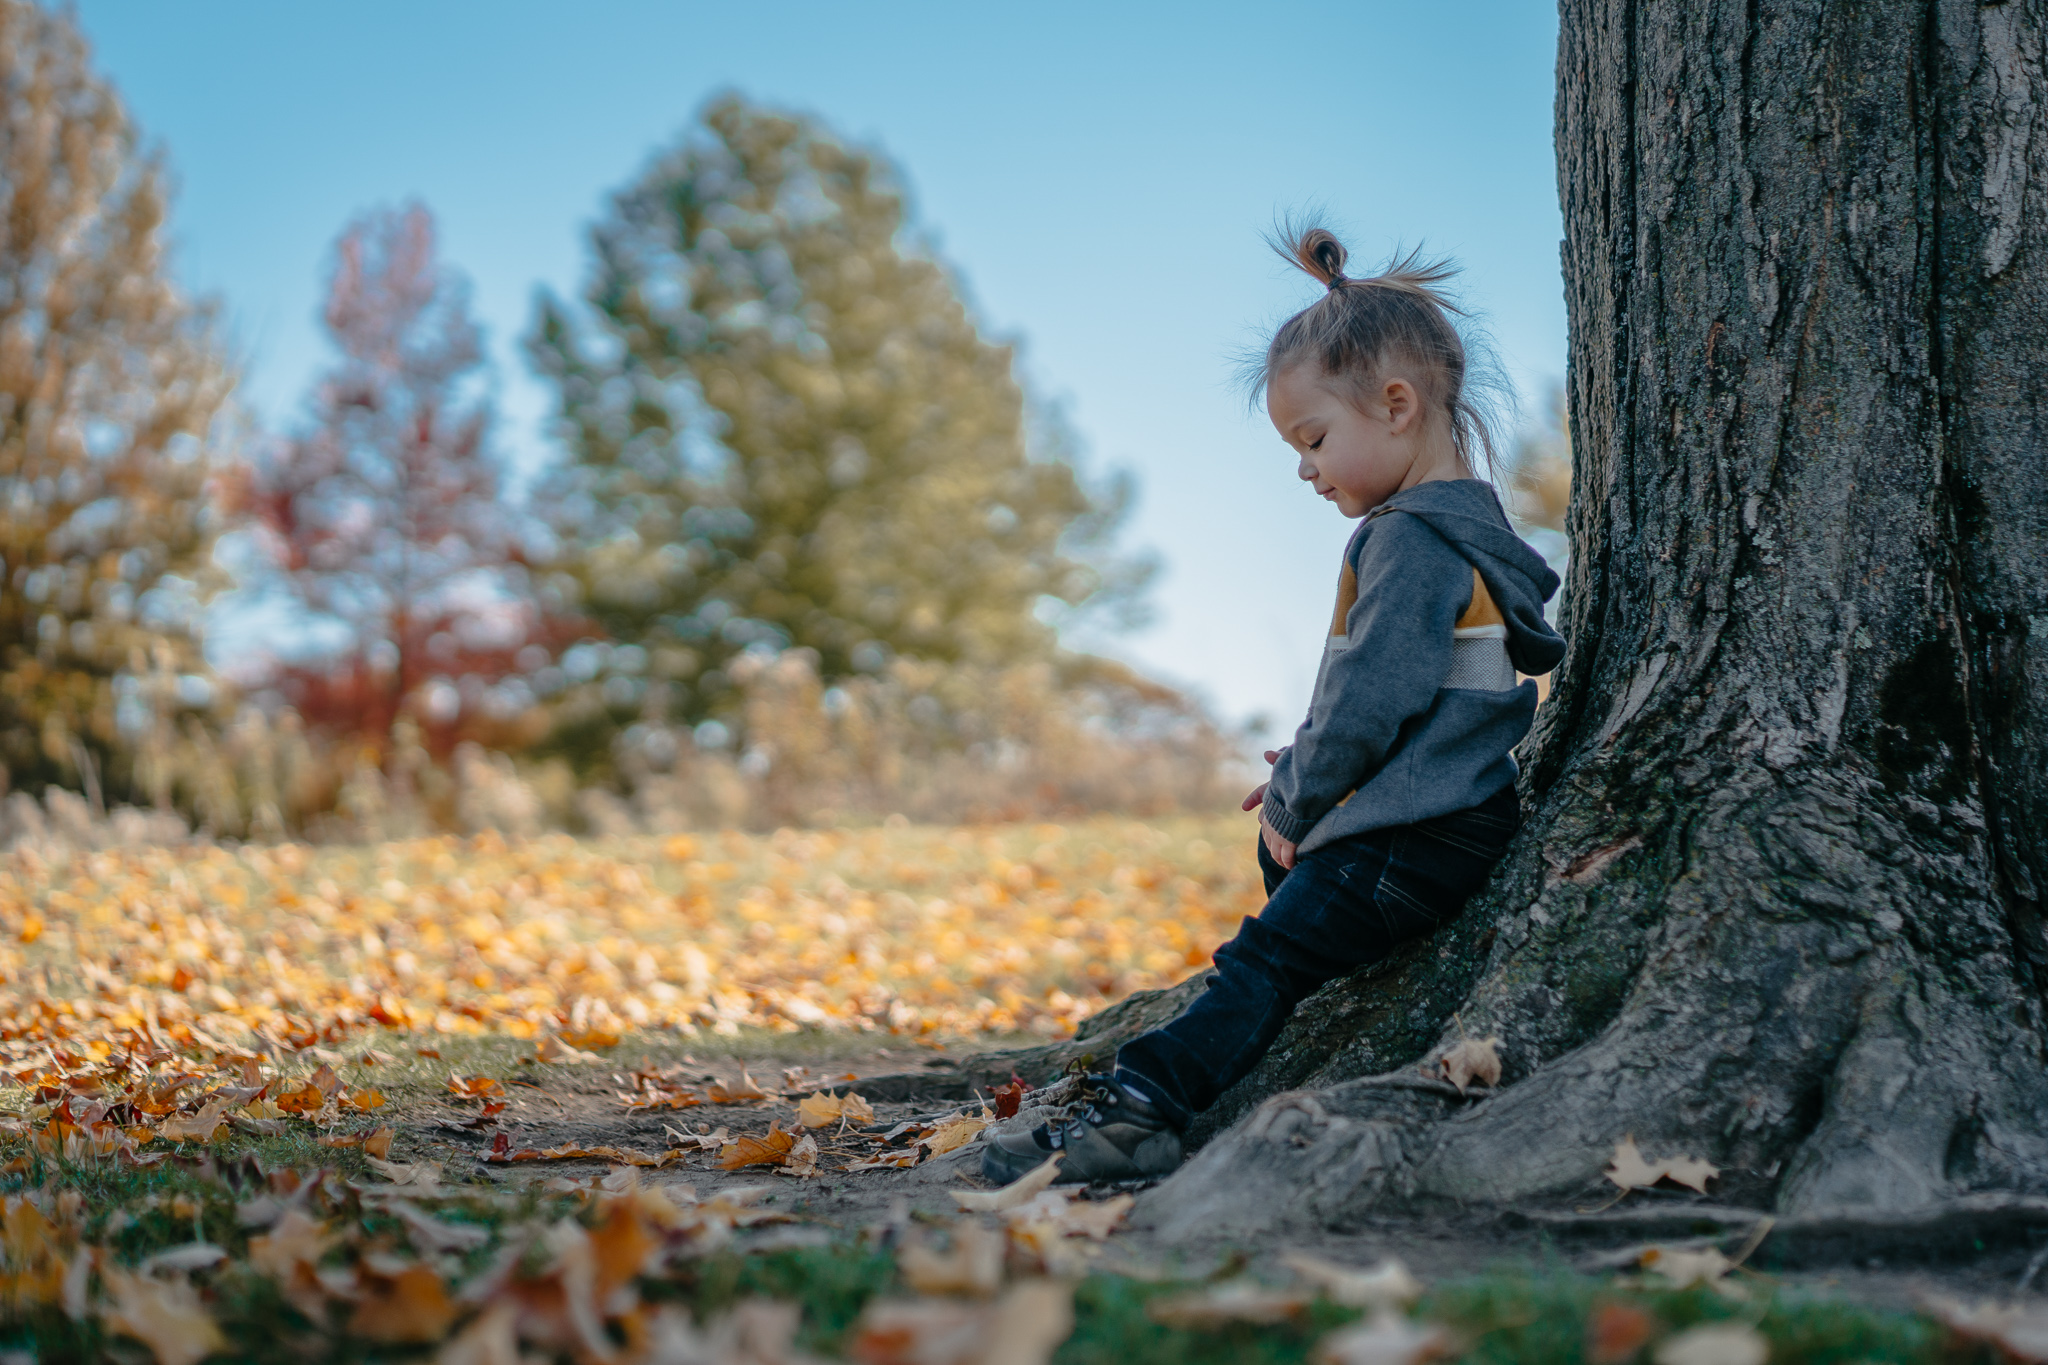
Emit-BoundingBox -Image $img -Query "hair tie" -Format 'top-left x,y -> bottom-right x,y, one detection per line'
1326,273 -> 1347,291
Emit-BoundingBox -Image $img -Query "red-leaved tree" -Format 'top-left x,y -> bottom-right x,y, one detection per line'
237,203 -> 554,758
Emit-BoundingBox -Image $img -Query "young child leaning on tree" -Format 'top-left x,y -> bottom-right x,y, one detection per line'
983,224 -> 1569,1186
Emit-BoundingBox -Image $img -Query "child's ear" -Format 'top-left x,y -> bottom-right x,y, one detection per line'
1383,378 -> 1418,432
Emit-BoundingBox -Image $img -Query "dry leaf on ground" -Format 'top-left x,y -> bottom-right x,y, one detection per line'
1605,1137 -> 1720,1194
1313,1311 -> 1451,1365
157,1098 -> 232,1144
1923,1296 -> 2048,1362
557,1027 -> 620,1051
708,1071 -> 769,1104
1588,1301 -> 1657,1365
102,1269 -> 227,1365
247,1209 -> 333,1280
782,1134 -> 821,1178
1437,1037 -> 1502,1092
350,1263 -> 460,1343
720,1122 -> 797,1171
1281,1253 -> 1424,1309
535,1034 -> 603,1065
447,1075 -> 504,1098
923,1114 -> 988,1156
1651,1321 -> 1767,1365
954,1154 -> 1063,1212
1147,1280 -> 1313,1328
897,1222 -> 1006,1297
1639,1246 -> 1737,1292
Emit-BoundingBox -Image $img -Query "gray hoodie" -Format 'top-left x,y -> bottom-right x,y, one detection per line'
1261,479 -> 1566,855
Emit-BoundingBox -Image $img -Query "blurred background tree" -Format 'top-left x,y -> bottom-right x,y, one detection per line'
0,0 -> 235,808
529,97 -> 1154,773
232,204 -> 556,772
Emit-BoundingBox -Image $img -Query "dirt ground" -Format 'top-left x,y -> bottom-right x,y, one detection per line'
411,1036 -> 2048,1315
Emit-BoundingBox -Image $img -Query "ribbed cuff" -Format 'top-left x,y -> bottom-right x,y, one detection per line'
1259,791 -> 1315,845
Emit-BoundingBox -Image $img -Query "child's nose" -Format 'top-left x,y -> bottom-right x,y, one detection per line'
1296,455 -> 1316,481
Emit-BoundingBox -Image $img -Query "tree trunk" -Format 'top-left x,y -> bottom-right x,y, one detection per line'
1136,0 -> 2048,1236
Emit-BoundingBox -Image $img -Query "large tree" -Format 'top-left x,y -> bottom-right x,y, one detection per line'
237,204 -> 543,758
1075,0 -> 2048,1236
529,97 -> 1145,754
0,0 -> 233,803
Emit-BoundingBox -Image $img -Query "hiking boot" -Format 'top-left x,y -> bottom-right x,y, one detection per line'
980,1074 -> 1183,1186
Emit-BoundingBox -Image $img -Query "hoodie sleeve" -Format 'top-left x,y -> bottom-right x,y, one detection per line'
1260,513 -> 1470,844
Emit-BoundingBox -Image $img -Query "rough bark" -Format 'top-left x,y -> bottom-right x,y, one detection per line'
1128,0 -> 2048,1237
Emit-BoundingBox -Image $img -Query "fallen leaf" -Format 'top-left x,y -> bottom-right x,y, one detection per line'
343,1088 -> 387,1112
1588,1301 -> 1658,1365
1147,1280 -> 1313,1328
1652,1321 -> 1767,1365
140,1244 -> 228,1274
954,1153 -> 1063,1211
438,1299 -> 518,1365
366,1156 -> 444,1189
897,1221 -> 1006,1296
1924,1297 -> 2048,1362
102,1269 -> 227,1365
395,1204 -> 491,1253
844,1151 -> 921,1172
351,1263 -> 460,1343
851,1279 -> 1073,1365
273,1082 -> 326,1116
1639,1246 -> 1735,1291
365,1125 -> 396,1158
1606,1137 -> 1720,1194
248,1209 -> 333,1280
707,1071 -> 768,1104
446,1074 -> 504,1098
1438,1036 -> 1502,1092
415,1047 -> 444,1060
157,1098 -> 231,1143
796,1092 -> 846,1129
536,1033 -> 604,1064
307,1063 -> 343,1096
1282,1253 -> 1424,1310
991,1078 -> 1027,1120
1313,1311 -> 1452,1365
922,1113 -> 988,1156
720,1123 -> 797,1170
558,1027 -> 620,1051
782,1134 -> 821,1178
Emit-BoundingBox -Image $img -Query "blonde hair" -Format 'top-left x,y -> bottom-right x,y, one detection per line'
1252,223 -> 1505,481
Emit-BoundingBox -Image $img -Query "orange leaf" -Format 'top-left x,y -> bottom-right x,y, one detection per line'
719,1122 -> 796,1170
343,1089 -> 386,1112
707,1071 -> 768,1104
307,1064 -> 342,1097
446,1074 -> 504,1098
1588,1301 -> 1657,1365
349,1264 -> 458,1344
273,1083 -> 325,1115
364,1126 -> 395,1159
558,1027 -> 620,1051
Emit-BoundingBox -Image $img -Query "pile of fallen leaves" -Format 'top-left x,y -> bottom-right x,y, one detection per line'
0,817 -> 1257,1072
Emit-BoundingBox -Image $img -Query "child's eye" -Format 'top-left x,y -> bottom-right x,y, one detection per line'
1309,437 -> 1324,451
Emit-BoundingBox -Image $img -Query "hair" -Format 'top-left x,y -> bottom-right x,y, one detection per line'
1252,222 -> 1508,482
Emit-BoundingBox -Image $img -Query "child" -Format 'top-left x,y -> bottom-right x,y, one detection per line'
983,226 -> 1567,1186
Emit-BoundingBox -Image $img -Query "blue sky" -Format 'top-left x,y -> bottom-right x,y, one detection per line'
74,0 -> 1564,735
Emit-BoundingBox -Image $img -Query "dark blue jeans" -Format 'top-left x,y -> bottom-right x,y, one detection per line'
1113,786 -> 1520,1129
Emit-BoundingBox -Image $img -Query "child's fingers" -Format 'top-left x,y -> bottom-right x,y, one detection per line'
1241,781 -> 1269,812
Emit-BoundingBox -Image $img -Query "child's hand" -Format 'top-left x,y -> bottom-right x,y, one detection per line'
1240,749 -> 1283,812
1260,815 -> 1298,870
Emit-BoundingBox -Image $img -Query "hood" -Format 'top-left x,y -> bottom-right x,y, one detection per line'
1378,479 -> 1568,676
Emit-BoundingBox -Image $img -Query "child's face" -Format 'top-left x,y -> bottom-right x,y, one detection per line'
1266,364 -> 1433,518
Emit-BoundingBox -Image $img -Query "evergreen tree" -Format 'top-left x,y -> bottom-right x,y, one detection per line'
529,97 -> 1146,745
0,0 -> 233,801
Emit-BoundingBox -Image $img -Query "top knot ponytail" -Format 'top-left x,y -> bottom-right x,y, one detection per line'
1254,219 -> 1507,481
1284,227 -> 1349,291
